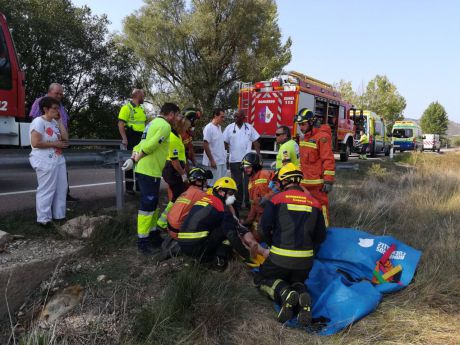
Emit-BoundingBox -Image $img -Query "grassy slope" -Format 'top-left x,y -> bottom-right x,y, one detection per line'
6,153 -> 460,345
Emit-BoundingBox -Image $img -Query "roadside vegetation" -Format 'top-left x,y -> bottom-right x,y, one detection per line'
3,153 -> 459,344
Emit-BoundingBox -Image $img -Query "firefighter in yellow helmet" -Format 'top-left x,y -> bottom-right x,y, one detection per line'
255,163 -> 327,326
177,177 -> 254,270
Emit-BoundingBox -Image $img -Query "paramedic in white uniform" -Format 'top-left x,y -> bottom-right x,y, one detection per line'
29,96 -> 69,227
223,109 -> 261,209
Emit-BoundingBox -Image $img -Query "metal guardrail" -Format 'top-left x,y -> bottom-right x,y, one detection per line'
69,138 -> 122,147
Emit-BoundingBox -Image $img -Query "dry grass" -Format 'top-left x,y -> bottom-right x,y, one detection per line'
8,153 -> 460,344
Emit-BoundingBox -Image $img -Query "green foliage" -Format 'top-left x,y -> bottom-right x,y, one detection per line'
367,163 -> 388,180
335,75 -> 406,129
1,0 -> 136,138
452,136 -> 460,147
420,101 -> 449,135
122,0 -> 291,117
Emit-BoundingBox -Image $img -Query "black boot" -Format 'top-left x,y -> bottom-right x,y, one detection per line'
149,230 -> 164,249
137,237 -> 156,256
277,288 -> 299,323
291,282 -> 312,327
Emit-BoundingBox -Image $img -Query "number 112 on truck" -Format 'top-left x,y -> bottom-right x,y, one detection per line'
238,71 -> 356,161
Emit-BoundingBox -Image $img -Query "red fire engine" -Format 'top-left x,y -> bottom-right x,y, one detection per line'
238,71 -> 356,161
0,12 -> 27,146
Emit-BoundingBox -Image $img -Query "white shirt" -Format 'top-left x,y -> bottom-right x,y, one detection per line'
223,122 -> 260,162
29,117 -> 65,165
202,122 -> 226,165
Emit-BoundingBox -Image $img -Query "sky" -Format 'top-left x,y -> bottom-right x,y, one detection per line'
73,0 -> 460,123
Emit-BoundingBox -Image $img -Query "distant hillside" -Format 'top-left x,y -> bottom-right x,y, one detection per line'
405,118 -> 460,136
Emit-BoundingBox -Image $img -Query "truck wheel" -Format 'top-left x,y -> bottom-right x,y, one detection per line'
340,141 -> 352,162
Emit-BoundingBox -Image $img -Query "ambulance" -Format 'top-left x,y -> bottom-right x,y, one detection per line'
350,110 -> 391,156
238,71 -> 356,161
391,120 -> 424,152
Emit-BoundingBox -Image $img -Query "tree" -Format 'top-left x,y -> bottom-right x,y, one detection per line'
1,0 -> 136,138
122,0 -> 291,116
334,80 -> 361,107
364,75 -> 406,127
420,101 -> 449,135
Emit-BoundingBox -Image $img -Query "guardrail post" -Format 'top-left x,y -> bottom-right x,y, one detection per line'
115,151 -> 124,211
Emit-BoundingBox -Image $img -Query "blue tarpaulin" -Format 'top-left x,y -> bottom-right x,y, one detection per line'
280,227 -> 422,335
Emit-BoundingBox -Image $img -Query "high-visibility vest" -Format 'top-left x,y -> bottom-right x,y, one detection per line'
118,102 -> 146,132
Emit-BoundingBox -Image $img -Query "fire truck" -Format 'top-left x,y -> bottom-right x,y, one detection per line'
238,71 -> 356,161
0,12 -> 28,146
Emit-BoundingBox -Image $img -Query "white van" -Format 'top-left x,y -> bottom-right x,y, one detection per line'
423,134 -> 441,152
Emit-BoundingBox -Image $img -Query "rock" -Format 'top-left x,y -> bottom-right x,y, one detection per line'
97,275 -> 107,282
0,230 -> 13,252
39,285 -> 83,323
59,215 -> 111,239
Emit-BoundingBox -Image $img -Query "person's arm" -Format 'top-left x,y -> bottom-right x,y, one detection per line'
57,119 -> 68,141
139,120 -> 169,156
29,98 -> 41,118
203,141 -> 216,168
319,136 -> 335,184
253,140 -> 261,156
30,130 -> 68,149
118,121 -> 128,147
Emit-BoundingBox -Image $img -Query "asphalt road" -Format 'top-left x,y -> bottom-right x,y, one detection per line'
1,148 -> 453,215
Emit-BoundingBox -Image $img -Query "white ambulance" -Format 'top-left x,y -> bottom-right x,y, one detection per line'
423,134 -> 441,152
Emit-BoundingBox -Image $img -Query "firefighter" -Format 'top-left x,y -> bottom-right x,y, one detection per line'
177,177 -> 252,270
241,152 -> 274,234
181,107 -> 201,168
275,125 -> 299,169
357,130 -> 369,160
118,89 -> 147,194
294,108 -> 335,226
166,167 -> 211,238
123,103 -> 179,255
255,163 -> 327,326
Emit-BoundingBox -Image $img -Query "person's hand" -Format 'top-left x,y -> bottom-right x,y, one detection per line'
121,138 -> 128,147
210,159 -> 217,169
181,174 -> 188,183
258,154 -> 264,165
259,196 -> 269,207
121,158 -> 134,171
55,140 -> 69,149
322,181 -> 333,193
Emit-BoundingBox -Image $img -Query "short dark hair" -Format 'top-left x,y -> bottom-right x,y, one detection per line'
39,96 -> 60,114
278,125 -> 291,139
160,102 -> 180,115
212,108 -> 224,117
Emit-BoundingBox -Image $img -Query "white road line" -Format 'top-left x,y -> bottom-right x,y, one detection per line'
0,181 -> 116,196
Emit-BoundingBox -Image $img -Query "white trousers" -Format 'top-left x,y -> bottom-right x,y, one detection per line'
30,158 -> 67,223
206,164 -> 228,187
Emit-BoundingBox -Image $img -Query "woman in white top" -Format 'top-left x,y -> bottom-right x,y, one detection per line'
29,96 -> 69,226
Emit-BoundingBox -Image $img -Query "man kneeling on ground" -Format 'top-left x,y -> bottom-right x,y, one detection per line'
255,163 -> 327,326
177,177 -> 259,270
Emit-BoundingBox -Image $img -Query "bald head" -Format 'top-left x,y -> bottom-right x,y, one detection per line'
131,89 -> 145,105
47,83 -> 64,102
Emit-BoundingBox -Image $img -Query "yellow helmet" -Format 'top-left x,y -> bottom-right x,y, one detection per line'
278,163 -> 303,183
213,177 -> 237,192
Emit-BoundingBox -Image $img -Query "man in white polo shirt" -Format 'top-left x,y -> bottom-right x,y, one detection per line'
223,109 -> 261,209
202,108 -> 227,186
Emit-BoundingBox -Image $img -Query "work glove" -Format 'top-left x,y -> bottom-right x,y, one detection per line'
181,174 -> 188,183
321,181 -> 333,193
121,158 -> 134,171
268,181 -> 280,194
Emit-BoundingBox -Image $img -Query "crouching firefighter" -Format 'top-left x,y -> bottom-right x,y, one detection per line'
255,163 -> 327,326
177,177 -> 253,270
241,152 -> 274,238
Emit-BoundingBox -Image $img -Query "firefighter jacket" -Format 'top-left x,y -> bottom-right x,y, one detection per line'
167,186 -> 207,233
260,186 -> 327,270
247,169 -> 274,223
118,102 -> 146,132
299,125 -> 335,188
179,194 -> 236,244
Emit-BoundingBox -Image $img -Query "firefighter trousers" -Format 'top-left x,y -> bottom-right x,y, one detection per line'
254,257 -> 310,305
136,173 -> 161,238
179,226 -> 232,262
307,187 -> 330,227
